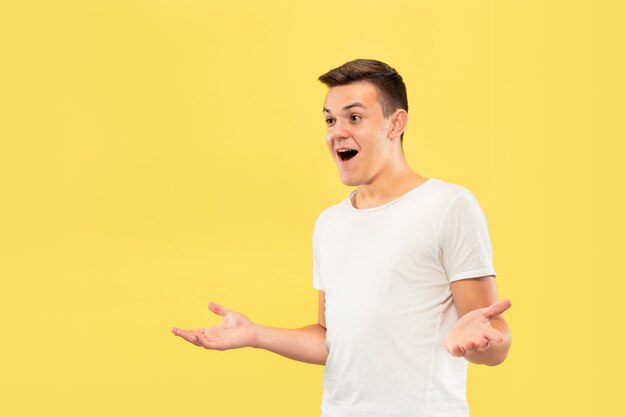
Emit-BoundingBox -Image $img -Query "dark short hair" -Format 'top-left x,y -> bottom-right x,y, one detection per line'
318,59 -> 408,142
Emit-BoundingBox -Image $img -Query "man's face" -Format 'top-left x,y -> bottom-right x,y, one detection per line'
323,81 -> 393,187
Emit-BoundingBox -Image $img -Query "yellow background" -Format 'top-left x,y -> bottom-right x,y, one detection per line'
1,1 -> 623,416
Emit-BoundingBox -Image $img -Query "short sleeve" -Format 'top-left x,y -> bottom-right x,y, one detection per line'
438,191 -> 496,282
312,220 -> 324,290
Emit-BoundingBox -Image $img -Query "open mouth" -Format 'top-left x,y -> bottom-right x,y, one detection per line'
337,149 -> 359,161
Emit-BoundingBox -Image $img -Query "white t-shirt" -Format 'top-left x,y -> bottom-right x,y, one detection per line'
312,177 -> 497,417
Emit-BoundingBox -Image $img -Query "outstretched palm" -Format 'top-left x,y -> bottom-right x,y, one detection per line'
172,302 -> 257,350
446,299 -> 511,357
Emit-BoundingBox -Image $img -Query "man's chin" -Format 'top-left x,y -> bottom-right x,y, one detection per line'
339,175 -> 360,187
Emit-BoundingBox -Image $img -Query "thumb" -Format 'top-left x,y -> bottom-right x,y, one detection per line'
208,301 -> 230,317
483,299 -> 512,319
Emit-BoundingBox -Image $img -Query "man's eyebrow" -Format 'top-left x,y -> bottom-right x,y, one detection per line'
323,102 -> 367,113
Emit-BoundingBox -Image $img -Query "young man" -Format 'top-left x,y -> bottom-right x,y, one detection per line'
172,59 -> 512,417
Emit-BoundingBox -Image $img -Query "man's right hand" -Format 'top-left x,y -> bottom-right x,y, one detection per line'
172,298 -> 327,365
171,302 -> 257,350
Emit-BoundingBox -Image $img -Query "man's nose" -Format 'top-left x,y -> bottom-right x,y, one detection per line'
328,118 -> 351,141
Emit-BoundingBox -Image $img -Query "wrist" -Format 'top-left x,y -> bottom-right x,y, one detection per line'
250,323 -> 265,349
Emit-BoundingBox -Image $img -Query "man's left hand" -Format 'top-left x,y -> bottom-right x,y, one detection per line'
445,299 -> 512,357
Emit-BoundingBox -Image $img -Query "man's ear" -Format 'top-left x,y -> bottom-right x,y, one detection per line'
387,109 -> 408,140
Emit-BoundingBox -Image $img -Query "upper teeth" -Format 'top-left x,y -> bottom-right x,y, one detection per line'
338,149 -> 354,152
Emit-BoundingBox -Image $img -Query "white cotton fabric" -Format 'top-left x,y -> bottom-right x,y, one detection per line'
312,178 -> 496,417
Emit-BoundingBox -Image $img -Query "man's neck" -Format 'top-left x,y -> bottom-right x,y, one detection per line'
353,168 -> 429,209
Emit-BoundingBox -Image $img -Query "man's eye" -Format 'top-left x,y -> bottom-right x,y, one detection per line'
325,118 -> 335,125
351,115 -> 361,121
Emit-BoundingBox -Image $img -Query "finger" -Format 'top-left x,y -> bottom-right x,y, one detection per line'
483,299 -> 512,319
173,328 -> 202,346
476,338 -> 491,352
196,332 -> 225,351
463,341 -> 477,354
448,344 -> 465,357
208,301 -> 230,317
485,327 -> 504,344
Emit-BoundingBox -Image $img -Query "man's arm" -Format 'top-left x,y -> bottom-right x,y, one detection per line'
447,275 -> 512,366
252,290 -> 327,365
171,291 -> 328,366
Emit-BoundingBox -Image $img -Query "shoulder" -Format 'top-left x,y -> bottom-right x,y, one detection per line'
428,178 -> 476,209
427,179 -> 491,240
312,198 -> 347,239
314,195 -> 350,224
